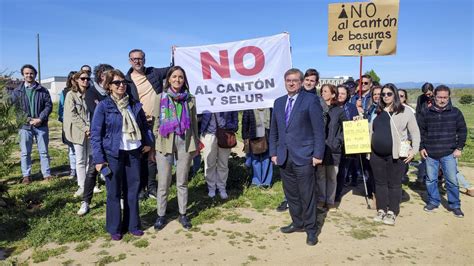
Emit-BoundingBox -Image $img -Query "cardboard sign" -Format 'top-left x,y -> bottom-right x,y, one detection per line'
328,0 -> 399,56
343,119 -> 371,154
174,33 -> 292,114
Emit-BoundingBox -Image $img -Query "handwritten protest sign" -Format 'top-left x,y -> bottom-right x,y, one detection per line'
343,119 -> 371,154
174,33 -> 292,114
328,0 -> 399,56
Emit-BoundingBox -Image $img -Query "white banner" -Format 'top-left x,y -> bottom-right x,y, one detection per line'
174,33 -> 292,114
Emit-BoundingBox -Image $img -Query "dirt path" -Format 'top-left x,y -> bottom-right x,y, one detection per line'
10,166 -> 474,265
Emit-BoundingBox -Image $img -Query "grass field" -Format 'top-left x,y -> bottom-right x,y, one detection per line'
0,89 -> 473,262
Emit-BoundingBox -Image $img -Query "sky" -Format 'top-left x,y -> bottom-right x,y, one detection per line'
1,0 -> 473,84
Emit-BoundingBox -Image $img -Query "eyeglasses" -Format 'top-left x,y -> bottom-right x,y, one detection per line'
79,77 -> 91,81
130,57 -> 144,62
381,92 -> 394,97
110,80 -> 127,86
285,79 -> 301,84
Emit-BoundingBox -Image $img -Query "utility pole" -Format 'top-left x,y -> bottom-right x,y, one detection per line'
37,33 -> 41,84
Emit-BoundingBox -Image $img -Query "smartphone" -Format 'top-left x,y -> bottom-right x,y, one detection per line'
100,165 -> 112,177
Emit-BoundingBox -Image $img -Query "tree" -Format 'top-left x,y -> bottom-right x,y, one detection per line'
365,69 -> 381,84
459,95 -> 473,105
0,74 -> 25,176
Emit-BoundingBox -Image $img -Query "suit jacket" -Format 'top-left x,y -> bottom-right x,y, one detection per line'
269,91 -> 325,166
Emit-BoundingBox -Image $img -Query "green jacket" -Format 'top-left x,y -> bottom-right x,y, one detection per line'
152,93 -> 199,154
63,90 -> 90,145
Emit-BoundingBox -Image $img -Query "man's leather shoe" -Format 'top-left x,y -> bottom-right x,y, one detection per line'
280,224 -> 304,234
276,200 -> 289,212
306,233 -> 318,246
154,216 -> 167,231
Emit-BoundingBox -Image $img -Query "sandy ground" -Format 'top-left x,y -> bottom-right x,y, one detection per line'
6,165 -> 474,265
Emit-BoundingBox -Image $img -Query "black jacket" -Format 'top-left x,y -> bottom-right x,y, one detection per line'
323,105 -> 347,165
125,66 -> 170,101
85,84 -> 107,119
10,82 -> 52,129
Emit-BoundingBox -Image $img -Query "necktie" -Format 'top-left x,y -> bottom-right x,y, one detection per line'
285,97 -> 294,127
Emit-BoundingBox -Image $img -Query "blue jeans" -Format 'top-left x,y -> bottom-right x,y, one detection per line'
456,171 -> 471,189
425,154 -> 460,209
250,151 -> 273,186
19,126 -> 51,177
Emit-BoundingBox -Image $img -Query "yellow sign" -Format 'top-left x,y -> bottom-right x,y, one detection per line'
328,0 -> 400,56
343,119 -> 371,154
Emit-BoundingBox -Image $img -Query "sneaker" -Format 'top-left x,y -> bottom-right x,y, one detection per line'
74,188 -> 84,198
110,234 -> 122,241
148,190 -> 157,199
208,189 -> 216,198
423,204 -> 438,212
130,230 -> 144,236
452,208 -> 464,218
21,176 -> 31,185
178,214 -> 192,230
219,190 -> 228,200
77,201 -> 89,216
383,211 -> 396,225
154,216 -> 167,231
373,209 -> 386,222
93,186 -> 102,194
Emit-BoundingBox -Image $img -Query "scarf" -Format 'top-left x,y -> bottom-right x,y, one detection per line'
110,94 -> 142,141
159,88 -> 191,137
93,82 -> 107,96
253,108 -> 271,129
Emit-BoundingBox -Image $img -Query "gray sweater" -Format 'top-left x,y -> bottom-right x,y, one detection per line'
370,109 -> 420,159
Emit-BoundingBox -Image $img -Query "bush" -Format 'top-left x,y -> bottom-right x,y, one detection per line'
459,95 -> 473,105
0,74 -> 25,176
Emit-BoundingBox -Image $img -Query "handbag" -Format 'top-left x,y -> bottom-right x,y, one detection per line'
250,136 -> 268,155
216,127 -> 237,148
387,111 -> 411,158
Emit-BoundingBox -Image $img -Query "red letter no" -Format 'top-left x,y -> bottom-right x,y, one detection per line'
234,46 -> 265,76
201,50 -> 230,80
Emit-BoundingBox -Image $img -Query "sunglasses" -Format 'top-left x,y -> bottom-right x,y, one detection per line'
79,77 -> 91,81
130,57 -> 144,62
362,82 -> 370,85
110,80 -> 127,86
399,94 -> 405,98
381,92 -> 394,97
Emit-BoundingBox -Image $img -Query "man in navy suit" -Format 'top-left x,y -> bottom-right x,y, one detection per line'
269,68 -> 325,246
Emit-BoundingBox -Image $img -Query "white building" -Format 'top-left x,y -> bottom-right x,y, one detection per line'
40,76 -> 66,102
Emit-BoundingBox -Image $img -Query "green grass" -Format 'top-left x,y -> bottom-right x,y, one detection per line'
31,246 -> 69,263
0,92 -> 473,261
132,239 -> 149,248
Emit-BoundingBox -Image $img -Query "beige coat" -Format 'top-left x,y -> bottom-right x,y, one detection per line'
63,91 -> 90,145
370,108 -> 420,159
152,93 -> 199,154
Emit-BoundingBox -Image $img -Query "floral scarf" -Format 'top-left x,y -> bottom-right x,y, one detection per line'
159,88 -> 191,137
